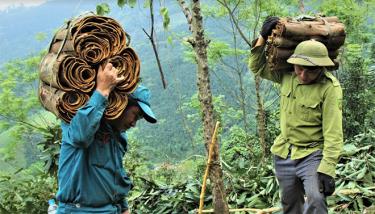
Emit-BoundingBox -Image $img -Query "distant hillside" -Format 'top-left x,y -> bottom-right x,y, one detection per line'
0,0 -> 259,164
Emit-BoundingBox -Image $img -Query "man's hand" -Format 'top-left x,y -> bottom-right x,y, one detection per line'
122,210 -> 130,214
96,63 -> 124,97
260,16 -> 279,39
318,172 -> 335,196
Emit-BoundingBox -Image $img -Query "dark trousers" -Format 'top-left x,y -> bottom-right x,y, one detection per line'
274,150 -> 327,214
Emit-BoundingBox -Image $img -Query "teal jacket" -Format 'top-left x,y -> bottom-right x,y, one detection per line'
56,91 -> 132,213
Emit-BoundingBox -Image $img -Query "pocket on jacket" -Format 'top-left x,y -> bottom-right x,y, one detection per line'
89,140 -> 111,167
297,100 -> 321,122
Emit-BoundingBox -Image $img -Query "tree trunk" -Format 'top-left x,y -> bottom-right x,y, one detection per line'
238,71 -> 249,132
177,0 -> 229,213
254,76 -> 266,160
299,0 -> 305,13
191,1 -> 229,212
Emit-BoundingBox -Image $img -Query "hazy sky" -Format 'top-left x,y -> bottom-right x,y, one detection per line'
0,0 -> 48,11
0,0 -> 185,66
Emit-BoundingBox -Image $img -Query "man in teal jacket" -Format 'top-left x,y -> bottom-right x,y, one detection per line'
249,17 -> 343,213
56,63 -> 157,214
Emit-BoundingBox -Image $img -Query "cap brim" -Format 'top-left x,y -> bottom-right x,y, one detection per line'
287,56 -> 335,66
138,101 -> 157,123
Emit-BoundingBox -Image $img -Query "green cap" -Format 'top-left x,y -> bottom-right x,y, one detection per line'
287,40 -> 335,67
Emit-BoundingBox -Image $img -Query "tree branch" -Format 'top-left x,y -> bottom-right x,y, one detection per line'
143,0 -> 167,89
252,0 -> 261,41
177,0 -> 193,32
0,113 -> 45,131
217,0 -> 252,47
184,36 -> 196,47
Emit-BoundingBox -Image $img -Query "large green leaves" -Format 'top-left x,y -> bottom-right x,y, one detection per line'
0,165 -> 57,214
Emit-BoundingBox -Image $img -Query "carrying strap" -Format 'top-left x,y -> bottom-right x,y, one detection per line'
288,54 -> 319,66
40,20 -> 72,99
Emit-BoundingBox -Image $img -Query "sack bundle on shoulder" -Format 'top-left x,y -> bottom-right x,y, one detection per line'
39,13 -> 140,123
266,16 -> 346,73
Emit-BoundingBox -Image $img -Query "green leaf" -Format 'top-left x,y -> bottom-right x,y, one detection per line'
160,7 -> 170,29
356,166 -> 367,180
143,0 -> 150,8
96,3 -> 110,15
128,0 -> 137,8
236,192 -> 246,204
343,144 -> 357,156
14,168 -> 24,175
117,0 -> 126,8
238,157 -> 245,169
167,35 -> 173,45
15,193 -> 23,201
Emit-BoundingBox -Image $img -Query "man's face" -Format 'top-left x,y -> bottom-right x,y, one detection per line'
110,105 -> 143,132
294,65 -> 322,84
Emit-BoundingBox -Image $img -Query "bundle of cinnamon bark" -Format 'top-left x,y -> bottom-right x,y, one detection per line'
39,14 -> 140,123
266,16 -> 346,73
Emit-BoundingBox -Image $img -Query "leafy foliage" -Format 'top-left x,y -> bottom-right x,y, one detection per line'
0,54 -> 48,169
0,53 -> 61,212
264,108 -> 280,149
0,55 -> 41,130
36,119 -> 62,178
221,126 -> 279,209
328,129 -> 375,213
127,126 -> 279,212
131,177 -> 204,214
0,163 -> 57,214
128,128 -> 375,213
221,125 -> 262,170
340,44 -> 374,139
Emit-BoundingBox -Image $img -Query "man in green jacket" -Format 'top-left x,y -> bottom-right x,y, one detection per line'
249,17 -> 343,213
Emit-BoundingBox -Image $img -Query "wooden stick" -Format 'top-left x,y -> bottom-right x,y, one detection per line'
198,121 -> 220,214
198,207 -> 282,213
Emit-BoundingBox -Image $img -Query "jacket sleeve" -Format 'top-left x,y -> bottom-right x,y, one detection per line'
248,39 -> 283,83
318,84 -> 344,177
119,170 -> 132,212
119,198 -> 129,212
63,90 -> 108,148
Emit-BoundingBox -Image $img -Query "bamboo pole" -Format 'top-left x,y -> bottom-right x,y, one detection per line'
198,121 -> 220,214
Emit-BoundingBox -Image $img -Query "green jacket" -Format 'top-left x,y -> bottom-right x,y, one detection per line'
249,41 -> 343,177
